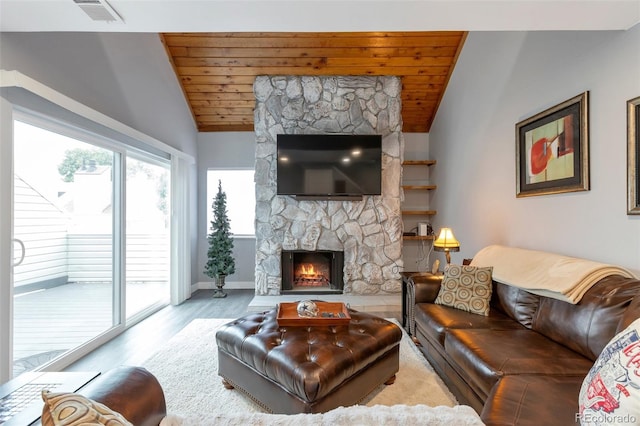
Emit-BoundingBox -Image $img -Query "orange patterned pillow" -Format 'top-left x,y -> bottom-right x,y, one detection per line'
41,390 -> 132,426
434,264 -> 493,316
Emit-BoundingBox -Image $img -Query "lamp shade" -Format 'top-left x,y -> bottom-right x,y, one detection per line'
433,227 -> 460,252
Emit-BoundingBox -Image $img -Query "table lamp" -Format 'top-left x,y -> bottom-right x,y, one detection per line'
433,227 -> 460,265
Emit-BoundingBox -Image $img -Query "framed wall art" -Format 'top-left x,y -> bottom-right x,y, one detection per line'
628,96 -> 640,215
516,92 -> 589,197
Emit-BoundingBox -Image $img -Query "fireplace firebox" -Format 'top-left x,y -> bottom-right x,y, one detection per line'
281,250 -> 344,294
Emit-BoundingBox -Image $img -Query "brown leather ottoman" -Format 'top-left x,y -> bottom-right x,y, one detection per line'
216,307 -> 402,414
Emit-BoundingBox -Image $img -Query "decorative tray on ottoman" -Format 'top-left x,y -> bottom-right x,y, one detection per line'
276,301 -> 351,326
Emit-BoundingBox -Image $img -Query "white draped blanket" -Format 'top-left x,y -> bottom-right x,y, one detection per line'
470,245 -> 636,304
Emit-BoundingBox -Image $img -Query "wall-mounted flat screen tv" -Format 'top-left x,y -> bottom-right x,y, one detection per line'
276,134 -> 382,197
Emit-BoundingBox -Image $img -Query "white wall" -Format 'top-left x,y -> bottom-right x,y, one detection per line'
430,26 -> 640,273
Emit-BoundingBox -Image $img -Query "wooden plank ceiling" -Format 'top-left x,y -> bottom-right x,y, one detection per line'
162,32 -> 467,133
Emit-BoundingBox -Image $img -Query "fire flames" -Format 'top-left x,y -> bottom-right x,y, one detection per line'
294,262 -> 328,287
299,263 -> 318,278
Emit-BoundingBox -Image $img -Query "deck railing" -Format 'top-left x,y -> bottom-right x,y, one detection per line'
14,233 -> 169,290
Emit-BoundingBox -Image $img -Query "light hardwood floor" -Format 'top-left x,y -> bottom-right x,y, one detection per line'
64,289 -> 402,373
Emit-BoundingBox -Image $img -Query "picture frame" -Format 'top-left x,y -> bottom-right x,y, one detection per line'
516,92 -> 589,197
628,96 -> 640,215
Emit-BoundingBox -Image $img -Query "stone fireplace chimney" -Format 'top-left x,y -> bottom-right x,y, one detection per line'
254,75 -> 404,296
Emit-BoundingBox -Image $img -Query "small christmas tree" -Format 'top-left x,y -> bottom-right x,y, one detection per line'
204,180 -> 236,298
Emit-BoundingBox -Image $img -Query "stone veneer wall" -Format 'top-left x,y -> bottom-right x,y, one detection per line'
253,75 -> 404,295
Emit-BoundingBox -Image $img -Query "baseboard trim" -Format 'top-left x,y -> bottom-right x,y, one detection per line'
193,281 -> 255,292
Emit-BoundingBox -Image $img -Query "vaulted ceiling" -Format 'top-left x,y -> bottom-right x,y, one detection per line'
162,32 -> 467,133
3,1 -> 638,133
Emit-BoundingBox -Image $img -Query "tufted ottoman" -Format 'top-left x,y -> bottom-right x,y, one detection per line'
216,307 -> 402,414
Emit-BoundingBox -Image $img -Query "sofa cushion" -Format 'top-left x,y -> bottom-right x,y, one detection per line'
445,328 -> 593,399
41,391 -> 132,426
481,375 -> 583,426
414,303 -> 522,347
491,282 -> 541,329
532,275 -> 640,361
435,265 -> 493,316
618,289 -> 640,332
578,317 -> 640,425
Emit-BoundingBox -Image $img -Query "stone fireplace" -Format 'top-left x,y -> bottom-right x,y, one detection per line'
254,75 -> 404,296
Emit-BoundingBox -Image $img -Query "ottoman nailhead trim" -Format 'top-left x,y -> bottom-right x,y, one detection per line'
221,376 -> 273,413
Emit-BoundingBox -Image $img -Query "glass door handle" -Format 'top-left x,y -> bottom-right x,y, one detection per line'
13,238 -> 25,267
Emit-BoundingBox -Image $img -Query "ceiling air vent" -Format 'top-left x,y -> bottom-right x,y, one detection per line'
73,0 -> 123,23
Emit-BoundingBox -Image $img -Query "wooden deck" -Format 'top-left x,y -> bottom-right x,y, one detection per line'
13,281 -> 167,376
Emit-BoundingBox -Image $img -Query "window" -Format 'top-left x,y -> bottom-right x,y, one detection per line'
10,116 -> 172,379
207,169 -> 255,236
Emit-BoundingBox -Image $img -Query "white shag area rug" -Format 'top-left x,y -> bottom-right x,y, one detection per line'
160,404 -> 484,426
142,318 -> 483,425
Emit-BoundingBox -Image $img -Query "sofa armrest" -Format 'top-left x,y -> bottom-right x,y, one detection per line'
412,273 -> 443,304
77,366 -> 166,426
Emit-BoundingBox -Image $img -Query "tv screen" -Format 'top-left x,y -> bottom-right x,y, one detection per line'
277,134 -> 382,197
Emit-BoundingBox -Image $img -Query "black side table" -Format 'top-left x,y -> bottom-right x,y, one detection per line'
401,272 -> 415,334
401,271 -> 443,337
401,272 -> 431,336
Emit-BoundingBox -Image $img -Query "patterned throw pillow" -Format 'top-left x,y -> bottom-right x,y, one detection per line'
578,317 -> 640,426
434,264 -> 493,316
41,390 -> 133,426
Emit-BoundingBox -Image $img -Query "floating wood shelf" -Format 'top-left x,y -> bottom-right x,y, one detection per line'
402,159 -> 436,254
402,210 -> 437,215
403,235 -> 435,241
402,184 -> 437,190
402,160 -> 436,166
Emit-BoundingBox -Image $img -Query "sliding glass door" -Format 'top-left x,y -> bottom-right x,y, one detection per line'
9,115 -> 171,378
12,118 -> 118,377
125,155 -> 170,320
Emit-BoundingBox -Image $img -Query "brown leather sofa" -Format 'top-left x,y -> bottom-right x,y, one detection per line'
409,273 -> 640,426
41,366 -> 166,426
